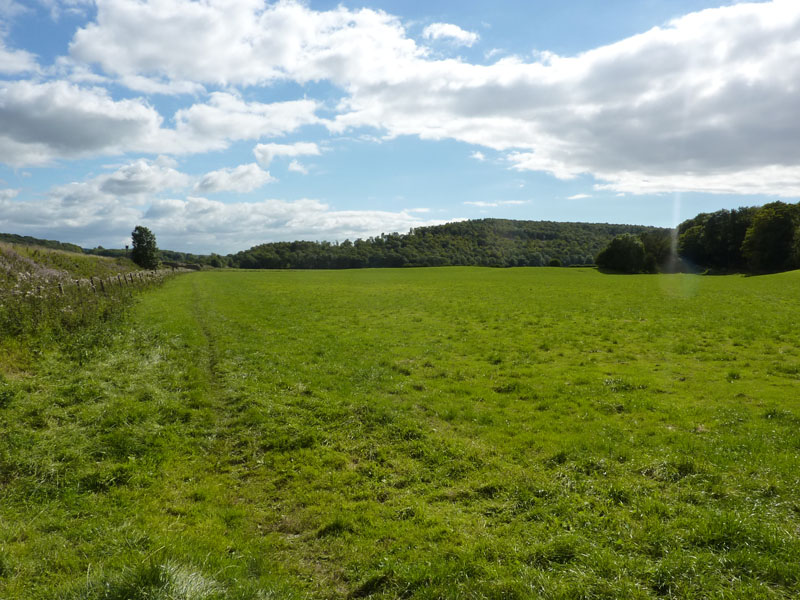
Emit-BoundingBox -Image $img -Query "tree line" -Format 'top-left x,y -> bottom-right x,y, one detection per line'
596,200 -> 800,274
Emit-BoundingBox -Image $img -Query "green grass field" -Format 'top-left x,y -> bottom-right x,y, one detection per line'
2,268 -> 800,599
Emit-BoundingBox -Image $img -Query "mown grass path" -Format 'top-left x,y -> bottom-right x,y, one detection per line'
1,268 -> 800,599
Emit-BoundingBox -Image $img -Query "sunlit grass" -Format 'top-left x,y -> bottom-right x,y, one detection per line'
1,267 -> 799,598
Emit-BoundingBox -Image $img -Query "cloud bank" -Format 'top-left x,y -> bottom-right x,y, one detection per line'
0,192 -> 443,253
3,0 -> 800,251
56,0 -> 800,196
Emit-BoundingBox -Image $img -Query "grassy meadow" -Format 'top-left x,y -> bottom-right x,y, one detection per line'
1,267 -> 800,598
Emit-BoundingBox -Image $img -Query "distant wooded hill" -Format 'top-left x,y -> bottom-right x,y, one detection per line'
5,219 -> 663,270
0,232 -> 83,254
11,203 -> 797,274
230,219 -> 664,269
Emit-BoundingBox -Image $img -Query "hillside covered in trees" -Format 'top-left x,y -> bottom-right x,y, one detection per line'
677,201 -> 800,274
230,219 -> 663,269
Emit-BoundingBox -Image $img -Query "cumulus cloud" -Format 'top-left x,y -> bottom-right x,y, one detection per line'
0,82 -> 320,166
471,151 -> 486,161
0,180 -> 140,240
70,0 -> 424,89
422,23 -> 479,46
253,141 -> 321,167
194,163 -> 274,193
100,157 -> 190,195
2,158 -> 443,251
567,194 -> 591,200
11,158 -> 190,236
170,93 -> 319,152
329,1 -> 800,196
2,157 -> 189,239
287,160 -> 308,174
0,40 -> 38,74
0,80 -> 164,166
6,0 -> 800,199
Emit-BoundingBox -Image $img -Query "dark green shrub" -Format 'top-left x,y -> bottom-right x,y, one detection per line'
596,234 -> 646,273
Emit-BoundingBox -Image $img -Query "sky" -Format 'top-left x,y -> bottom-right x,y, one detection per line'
1,0 -> 799,254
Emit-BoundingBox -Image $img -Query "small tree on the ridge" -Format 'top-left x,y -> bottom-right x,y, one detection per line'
131,226 -> 159,270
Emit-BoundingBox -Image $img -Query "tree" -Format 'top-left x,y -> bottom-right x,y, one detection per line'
596,234 -> 646,273
741,202 -> 800,273
131,226 -> 159,269
639,229 -> 674,272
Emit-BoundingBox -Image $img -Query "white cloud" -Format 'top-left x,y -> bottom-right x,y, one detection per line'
253,141 -> 321,167
567,193 -> 592,200
423,23 -> 479,47
328,1 -> 800,196
0,0 -> 27,18
1,157 -> 189,240
118,74 -> 205,96
0,40 -> 38,74
52,56 -> 111,85
471,151 -> 486,161
0,80 -> 165,166
2,169 -> 444,253
592,165 -> 800,198
484,48 -> 504,60
4,0 -> 800,198
70,0 -> 424,89
13,159 -> 190,237
287,160 -> 308,174
169,93 -> 320,153
0,181 -> 140,239
37,0 -> 93,20
194,163 -> 274,193
0,82 -> 320,166
463,200 -> 526,208
137,197 -> 447,252
99,157 -> 190,195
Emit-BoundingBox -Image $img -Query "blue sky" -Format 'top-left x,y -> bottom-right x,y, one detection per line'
1,0 -> 798,253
